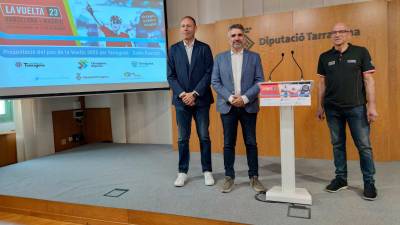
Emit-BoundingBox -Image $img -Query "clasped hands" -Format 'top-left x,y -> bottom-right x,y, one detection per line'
230,95 -> 245,108
180,92 -> 197,106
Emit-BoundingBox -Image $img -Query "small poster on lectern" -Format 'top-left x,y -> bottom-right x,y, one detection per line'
259,80 -> 313,106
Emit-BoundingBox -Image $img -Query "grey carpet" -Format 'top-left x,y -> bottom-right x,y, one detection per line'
0,143 -> 399,225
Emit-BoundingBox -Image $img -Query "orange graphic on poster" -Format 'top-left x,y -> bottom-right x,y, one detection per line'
260,83 -> 280,98
0,0 -> 75,46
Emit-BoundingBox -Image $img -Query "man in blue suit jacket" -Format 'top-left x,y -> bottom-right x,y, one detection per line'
212,24 -> 265,193
167,16 -> 214,187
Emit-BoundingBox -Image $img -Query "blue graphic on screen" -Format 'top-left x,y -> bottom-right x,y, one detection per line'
0,0 -> 167,91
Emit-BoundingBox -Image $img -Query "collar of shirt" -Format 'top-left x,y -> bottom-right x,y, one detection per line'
183,39 -> 195,48
231,49 -> 244,55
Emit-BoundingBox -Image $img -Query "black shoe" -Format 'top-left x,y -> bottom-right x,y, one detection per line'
363,183 -> 377,201
325,178 -> 348,193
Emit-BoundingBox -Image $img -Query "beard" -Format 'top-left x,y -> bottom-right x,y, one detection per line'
233,42 -> 243,48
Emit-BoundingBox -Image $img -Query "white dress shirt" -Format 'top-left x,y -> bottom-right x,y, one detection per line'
229,49 -> 249,104
179,39 -> 198,98
183,39 -> 195,65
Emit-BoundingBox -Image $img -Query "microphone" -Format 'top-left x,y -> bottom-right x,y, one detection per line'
268,53 -> 284,81
291,50 -> 304,80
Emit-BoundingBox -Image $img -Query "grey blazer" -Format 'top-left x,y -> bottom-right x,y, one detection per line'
211,49 -> 265,114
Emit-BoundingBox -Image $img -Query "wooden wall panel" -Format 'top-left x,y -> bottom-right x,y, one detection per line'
52,110 -> 82,152
0,132 -> 17,167
168,1 -> 396,161
52,108 -> 112,152
83,108 -> 113,144
388,0 -> 400,160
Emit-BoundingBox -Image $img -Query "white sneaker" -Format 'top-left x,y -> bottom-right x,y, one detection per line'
174,173 -> 187,187
204,171 -> 215,186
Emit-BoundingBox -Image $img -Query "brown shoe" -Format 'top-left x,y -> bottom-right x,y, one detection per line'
221,176 -> 234,193
250,176 -> 266,192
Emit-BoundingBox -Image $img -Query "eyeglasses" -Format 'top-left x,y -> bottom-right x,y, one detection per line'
331,30 -> 349,35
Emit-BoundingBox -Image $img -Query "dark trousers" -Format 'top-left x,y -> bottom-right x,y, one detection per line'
325,104 -> 376,184
176,105 -> 212,173
220,107 -> 259,179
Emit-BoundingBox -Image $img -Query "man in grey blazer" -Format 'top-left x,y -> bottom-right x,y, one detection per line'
211,24 -> 266,193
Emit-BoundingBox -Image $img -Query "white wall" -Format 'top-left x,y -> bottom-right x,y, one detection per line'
14,97 -> 79,161
125,91 -> 172,144
0,122 -> 15,132
84,91 -> 172,144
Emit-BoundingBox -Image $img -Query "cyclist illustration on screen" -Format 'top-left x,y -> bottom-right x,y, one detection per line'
86,3 -> 132,47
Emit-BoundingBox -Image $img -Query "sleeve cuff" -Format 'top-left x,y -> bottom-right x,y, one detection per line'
242,95 -> 249,104
179,92 -> 185,98
363,69 -> 376,75
228,95 -> 234,103
193,91 -> 199,97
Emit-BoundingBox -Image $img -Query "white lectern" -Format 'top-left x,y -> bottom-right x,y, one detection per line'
259,80 -> 313,205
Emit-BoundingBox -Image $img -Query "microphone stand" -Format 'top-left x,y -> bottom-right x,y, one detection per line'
268,53 -> 285,82
291,50 -> 304,81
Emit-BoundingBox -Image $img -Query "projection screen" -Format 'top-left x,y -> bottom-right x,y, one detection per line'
0,0 -> 168,98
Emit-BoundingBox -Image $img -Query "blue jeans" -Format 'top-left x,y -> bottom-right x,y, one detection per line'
220,107 -> 259,179
325,104 -> 376,184
176,105 -> 212,173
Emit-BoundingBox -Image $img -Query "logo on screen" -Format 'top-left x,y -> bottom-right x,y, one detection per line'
131,61 -> 154,68
15,62 -> 45,68
78,60 -> 88,69
0,3 -> 62,19
124,72 -> 141,78
91,62 -> 106,68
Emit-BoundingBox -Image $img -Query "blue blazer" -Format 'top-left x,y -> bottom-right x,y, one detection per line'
211,49 -> 265,114
167,39 -> 214,108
